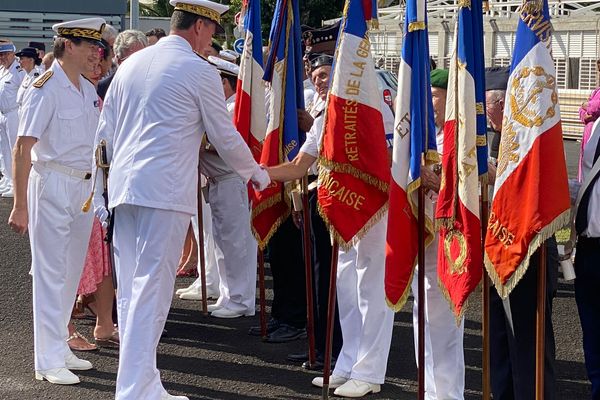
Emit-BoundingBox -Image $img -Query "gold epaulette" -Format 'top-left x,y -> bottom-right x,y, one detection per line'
33,70 -> 53,88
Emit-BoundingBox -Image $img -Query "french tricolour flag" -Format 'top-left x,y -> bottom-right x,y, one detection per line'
250,0 -> 304,248
435,0 -> 486,320
317,0 -> 391,248
384,0 -> 438,311
234,0 -> 266,161
484,0 -> 570,298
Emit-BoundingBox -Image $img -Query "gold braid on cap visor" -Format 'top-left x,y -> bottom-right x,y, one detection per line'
174,3 -> 221,24
57,25 -> 105,41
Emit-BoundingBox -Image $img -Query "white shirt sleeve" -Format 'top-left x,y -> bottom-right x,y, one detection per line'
196,67 -> 261,182
95,84 -> 117,163
299,123 -> 319,158
18,86 -> 53,139
0,66 -> 23,113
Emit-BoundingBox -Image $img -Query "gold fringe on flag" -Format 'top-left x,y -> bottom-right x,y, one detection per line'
317,197 -> 389,251
385,266 -> 416,312
318,158 -> 390,193
484,209 -> 570,298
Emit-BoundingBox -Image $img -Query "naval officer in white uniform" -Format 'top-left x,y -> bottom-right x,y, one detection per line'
16,47 -> 43,111
0,40 -> 25,197
200,56 -> 258,318
94,1 -> 270,399
8,18 -> 107,385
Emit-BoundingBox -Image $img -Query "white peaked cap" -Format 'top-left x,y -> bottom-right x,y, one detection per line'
208,55 -> 240,77
52,17 -> 107,44
169,0 -> 229,33
219,49 -> 239,62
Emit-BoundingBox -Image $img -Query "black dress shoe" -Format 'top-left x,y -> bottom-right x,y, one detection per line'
287,351 -> 309,362
302,356 -> 336,371
248,318 -> 280,336
264,324 -> 307,343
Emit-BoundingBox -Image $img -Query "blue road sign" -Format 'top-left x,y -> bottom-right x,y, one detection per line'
234,38 -> 245,54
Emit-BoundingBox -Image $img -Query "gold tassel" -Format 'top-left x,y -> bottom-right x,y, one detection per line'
408,21 -> 426,32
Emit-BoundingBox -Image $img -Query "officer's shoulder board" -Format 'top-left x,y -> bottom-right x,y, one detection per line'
33,70 -> 53,88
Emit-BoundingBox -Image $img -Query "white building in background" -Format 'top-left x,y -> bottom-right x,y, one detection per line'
371,0 -> 600,138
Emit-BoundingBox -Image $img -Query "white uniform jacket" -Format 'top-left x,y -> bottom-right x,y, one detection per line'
18,60 -> 100,171
0,59 -> 25,116
16,66 -> 42,109
96,34 -> 263,215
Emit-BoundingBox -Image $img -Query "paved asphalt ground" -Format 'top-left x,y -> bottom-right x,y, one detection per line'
0,140 -> 593,400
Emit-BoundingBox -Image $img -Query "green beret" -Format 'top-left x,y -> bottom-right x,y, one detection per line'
430,68 -> 449,90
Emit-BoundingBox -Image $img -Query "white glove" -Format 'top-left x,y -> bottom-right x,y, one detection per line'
93,193 -> 110,229
251,166 -> 271,191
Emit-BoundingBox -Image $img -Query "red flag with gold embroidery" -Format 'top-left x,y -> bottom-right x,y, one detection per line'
317,0 -> 390,247
484,0 -> 570,297
434,0 -> 486,320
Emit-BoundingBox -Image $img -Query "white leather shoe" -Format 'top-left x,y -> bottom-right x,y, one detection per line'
179,287 -> 219,301
311,375 -> 348,389
175,286 -> 192,296
160,392 -> 189,400
210,308 -> 246,318
35,368 -> 80,385
65,353 -> 93,370
1,189 -> 13,198
207,304 -> 221,312
333,379 -> 381,398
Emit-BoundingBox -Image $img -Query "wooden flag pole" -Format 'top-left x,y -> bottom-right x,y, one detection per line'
301,176 -> 317,368
535,245 -> 547,400
417,184 -> 426,400
322,239 -> 339,400
480,179 -> 491,400
257,249 -> 268,339
197,188 -> 208,316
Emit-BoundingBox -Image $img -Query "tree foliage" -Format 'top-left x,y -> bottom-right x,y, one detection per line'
260,0 -> 344,40
128,0 -> 346,45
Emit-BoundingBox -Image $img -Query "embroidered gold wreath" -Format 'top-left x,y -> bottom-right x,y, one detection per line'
174,3 -> 221,24
443,229 -> 468,275
497,121 -> 520,176
508,65 -> 558,129
57,27 -> 104,41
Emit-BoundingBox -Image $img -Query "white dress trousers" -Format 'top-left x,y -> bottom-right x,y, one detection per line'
0,60 -> 24,182
113,204 -> 189,400
190,195 -> 219,294
333,216 -> 395,384
411,238 -> 465,400
209,176 -> 257,315
28,164 -> 93,370
0,116 -> 6,177
0,113 -> 10,180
